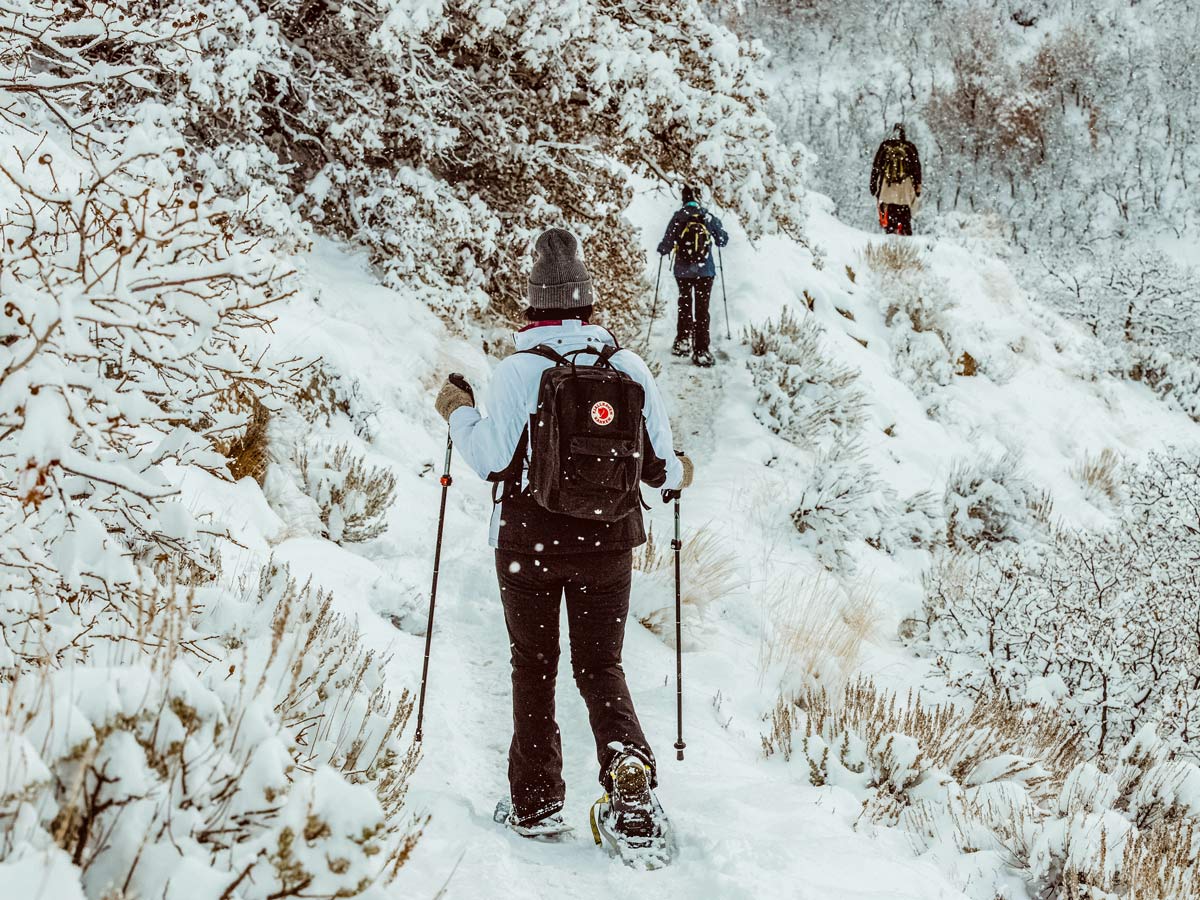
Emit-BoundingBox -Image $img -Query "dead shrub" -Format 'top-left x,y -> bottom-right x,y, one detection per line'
296,442 -> 397,543
1072,448 -> 1122,504
863,240 -> 925,277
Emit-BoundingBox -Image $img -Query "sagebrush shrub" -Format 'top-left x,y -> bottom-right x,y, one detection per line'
790,439 -> 893,571
745,306 -> 867,449
763,678 -> 1200,899
296,442 -> 397,544
943,450 -> 1038,548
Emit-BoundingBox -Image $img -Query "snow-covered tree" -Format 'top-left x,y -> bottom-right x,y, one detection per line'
88,0 -> 811,331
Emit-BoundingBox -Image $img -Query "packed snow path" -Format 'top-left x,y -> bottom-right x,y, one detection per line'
267,242 -> 972,900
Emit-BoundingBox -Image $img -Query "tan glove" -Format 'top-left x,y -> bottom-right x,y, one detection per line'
678,452 -> 694,489
434,376 -> 474,422
663,451 -> 693,502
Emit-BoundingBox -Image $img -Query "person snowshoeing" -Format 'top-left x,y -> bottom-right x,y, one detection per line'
656,184 -> 729,367
870,123 -> 922,236
434,228 -> 693,860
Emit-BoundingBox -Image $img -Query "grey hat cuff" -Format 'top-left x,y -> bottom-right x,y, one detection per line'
527,279 -> 594,309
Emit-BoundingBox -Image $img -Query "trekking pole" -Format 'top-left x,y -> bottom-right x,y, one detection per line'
645,254 -> 664,348
672,490 -> 686,761
717,244 -> 731,341
414,373 -> 469,743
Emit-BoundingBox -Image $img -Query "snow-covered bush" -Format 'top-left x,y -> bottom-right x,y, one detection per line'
0,9 -> 419,895
943,451 -> 1038,549
885,489 -> 946,553
92,0 -> 811,330
1,564 -> 420,900
763,678 -> 1200,900
294,362 -> 379,440
790,439 -> 893,571
923,450 -> 1200,757
296,442 -> 397,545
745,306 -> 866,449
864,245 -> 960,393
1041,248 -> 1200,420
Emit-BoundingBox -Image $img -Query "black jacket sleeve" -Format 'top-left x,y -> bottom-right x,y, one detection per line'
708,213 -> 729,247
907,141 -> 922,193
869,143 -> 886,197
639,423 -> 668,488
657,210 -> 684,255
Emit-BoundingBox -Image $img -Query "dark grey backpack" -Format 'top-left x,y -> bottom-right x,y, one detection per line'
515,344 -> 646,522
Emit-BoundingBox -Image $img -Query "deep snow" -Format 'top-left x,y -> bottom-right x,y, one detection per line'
237,182 -> 1199,900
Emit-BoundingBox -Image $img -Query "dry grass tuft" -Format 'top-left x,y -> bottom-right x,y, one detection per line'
1072,448 -> 1122,504
757,573 -> 881,691
636,524 -> 741,636
863,240 -> 925,276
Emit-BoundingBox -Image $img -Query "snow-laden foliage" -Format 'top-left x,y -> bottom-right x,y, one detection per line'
1040,247 -> 1200,421
790,439 -> 888,572
943,451 -> 1040,549
1,565 -> 420,900
745,306 -> 866,449
863,241 -> 960,393
764,679 -> 1200,900
923,451 -> 1200,757
296,441 -> 397,544
720,0 -> 1200,248
86,0 -> 811,329
0,8 -> 420,897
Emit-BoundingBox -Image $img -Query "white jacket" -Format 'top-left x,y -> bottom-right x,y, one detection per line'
450,320 -> 684,549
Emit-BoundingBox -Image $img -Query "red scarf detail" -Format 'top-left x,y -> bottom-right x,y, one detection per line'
518,320 -> 589,332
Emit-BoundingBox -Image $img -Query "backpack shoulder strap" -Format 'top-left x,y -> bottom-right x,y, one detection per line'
518,344 -> 571,366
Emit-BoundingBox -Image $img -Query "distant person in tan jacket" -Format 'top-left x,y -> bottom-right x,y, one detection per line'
870,124 -> 922,235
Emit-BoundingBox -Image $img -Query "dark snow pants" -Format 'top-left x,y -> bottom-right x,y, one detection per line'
675,276 -> 714,354
881,203 -> 912,236
495,549 -> 655,825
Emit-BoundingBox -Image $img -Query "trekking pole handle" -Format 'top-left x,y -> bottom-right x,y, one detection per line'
448,372 -> 473,404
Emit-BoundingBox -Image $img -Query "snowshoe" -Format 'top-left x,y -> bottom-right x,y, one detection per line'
589,754 -> 675,869
671,336 -> 691,357
692,349 -> 714,368
493,798 -> 573,841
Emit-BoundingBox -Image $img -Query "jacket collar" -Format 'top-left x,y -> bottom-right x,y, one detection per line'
513,318 -> 619,352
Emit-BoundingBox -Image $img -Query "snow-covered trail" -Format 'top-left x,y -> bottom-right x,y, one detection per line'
265,241 -> 973,900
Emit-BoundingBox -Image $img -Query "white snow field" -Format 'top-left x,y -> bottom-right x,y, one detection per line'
227,182 -> 1199,900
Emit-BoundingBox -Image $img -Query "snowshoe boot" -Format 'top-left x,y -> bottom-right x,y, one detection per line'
671,336 -> 691,357
493,798 -> 573,841
589,753 -> 674,869
692,348 -> 714,368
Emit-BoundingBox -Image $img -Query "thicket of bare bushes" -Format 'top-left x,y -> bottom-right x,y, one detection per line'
921,451 -> 1200,760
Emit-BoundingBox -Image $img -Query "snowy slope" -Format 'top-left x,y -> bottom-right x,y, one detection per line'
238,183 -> 1199,899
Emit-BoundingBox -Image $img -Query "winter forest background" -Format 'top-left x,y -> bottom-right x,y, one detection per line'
2,1 -> 1200,898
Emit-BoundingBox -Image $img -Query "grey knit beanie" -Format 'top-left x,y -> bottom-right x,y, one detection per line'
527,228 -> 594,309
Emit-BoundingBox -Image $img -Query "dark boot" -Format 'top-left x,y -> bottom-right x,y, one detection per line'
671,335 -> 691,357
692,348 -> 714,368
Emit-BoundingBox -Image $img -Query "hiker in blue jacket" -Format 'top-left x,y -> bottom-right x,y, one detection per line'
657,185 -> 729,367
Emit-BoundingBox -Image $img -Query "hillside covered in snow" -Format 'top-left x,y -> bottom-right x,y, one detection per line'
3,1 -> 1200,899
